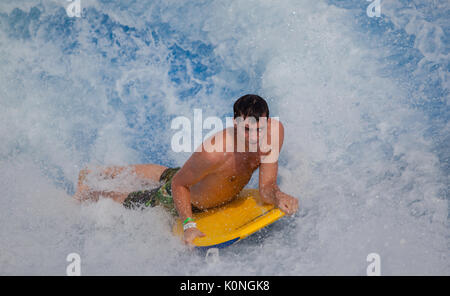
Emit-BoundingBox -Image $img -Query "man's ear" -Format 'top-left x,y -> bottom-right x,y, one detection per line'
233,116 -> 246,126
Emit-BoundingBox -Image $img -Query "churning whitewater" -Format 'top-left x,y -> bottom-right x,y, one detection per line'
0,0 -> 448,275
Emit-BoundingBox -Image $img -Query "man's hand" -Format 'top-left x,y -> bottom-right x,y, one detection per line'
275,191 -> 299,215
183,227 -> 206,246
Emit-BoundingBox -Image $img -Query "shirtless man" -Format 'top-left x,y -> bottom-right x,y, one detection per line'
74,94 -> 299,245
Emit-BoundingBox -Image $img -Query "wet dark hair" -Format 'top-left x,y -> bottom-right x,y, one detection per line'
233,94 -> 269,121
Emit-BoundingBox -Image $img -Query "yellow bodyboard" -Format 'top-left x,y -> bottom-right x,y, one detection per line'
172,189 -> 285,249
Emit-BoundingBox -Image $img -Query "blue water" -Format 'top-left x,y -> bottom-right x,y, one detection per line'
0,0 -> 448,275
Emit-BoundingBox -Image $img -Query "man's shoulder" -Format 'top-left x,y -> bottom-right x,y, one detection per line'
194,129 -> 231,162
199,128 -> 229,152
268,117 -> 284,129
267,118 -> 284,143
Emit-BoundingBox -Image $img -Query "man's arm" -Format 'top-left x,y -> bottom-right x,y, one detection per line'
171,148 -> 225,245
171,149 -> 223,223
259,161 -> 298,215
259,161 -> 280,205
259,120 -> 299,215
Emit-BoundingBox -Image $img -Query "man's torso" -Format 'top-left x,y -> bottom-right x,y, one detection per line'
187,127 -> 266,209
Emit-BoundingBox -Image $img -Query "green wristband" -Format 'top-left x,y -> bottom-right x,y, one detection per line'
182,217 -> 194,225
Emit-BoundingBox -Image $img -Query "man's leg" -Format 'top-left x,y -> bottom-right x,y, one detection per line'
132,164 -> 168,182
73,164 -> 168,204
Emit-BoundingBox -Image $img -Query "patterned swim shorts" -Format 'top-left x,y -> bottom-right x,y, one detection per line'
123,167 -> 180,215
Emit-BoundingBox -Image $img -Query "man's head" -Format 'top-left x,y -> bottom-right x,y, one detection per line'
233,94 -> 270,148
233,94 -> 269,121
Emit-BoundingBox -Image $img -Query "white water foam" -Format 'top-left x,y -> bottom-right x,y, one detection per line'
0,0 -> 448,275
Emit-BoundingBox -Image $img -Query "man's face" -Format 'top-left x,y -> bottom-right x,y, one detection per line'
234,116 -> 268,149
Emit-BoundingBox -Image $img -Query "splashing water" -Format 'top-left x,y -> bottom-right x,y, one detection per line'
0,0 -> 448,275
